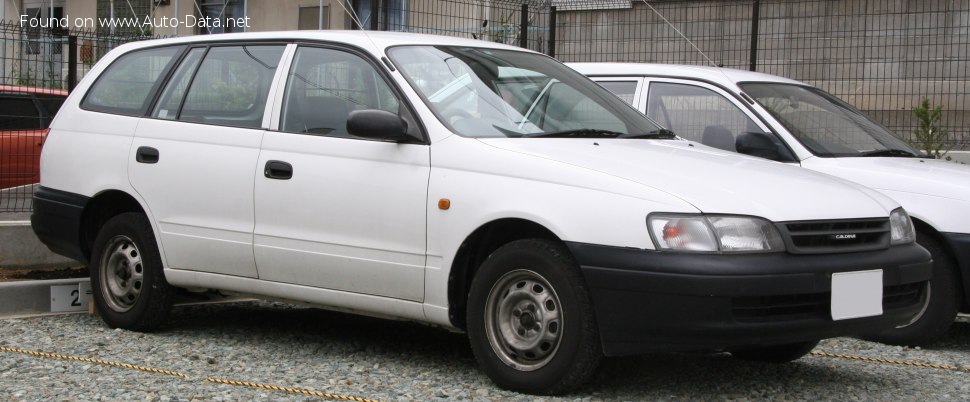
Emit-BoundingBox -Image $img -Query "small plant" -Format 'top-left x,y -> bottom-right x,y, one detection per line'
911,98 -> 952,160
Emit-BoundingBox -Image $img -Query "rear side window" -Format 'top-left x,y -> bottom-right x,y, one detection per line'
82,46 -> 182,115
0,95 -> 41,130
178,46 -> 285,129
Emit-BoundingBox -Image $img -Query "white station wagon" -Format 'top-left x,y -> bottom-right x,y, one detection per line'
571,62 -> 969,346
32,32 -> 931,394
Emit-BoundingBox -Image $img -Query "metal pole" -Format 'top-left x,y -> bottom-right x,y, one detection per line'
319,0 -> 323,29
749,0 -> 760,71
519,3 -> 528,48
548,5 -> 556,58
67,35 -> 76,92
369,0 -> 377,30
174,0 -> 179,36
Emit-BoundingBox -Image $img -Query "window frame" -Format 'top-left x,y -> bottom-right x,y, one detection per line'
0,93 -> 44,130
640,76 -> 800,163
270,41 -> 428,144
79,45 -> 187,117
169,44 -> 287,129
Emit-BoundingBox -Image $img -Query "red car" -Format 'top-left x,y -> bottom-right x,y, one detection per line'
0,85 -> 68,189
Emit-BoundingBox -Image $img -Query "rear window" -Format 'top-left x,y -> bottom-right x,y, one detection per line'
0,95 -> 41,130
82,46 -> 182,116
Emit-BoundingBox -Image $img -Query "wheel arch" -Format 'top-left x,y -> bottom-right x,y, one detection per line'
911,217 -> 968,311
79,189 -> 148,262
447,218 -> 567,329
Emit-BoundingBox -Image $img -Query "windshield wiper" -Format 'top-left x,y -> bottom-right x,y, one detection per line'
857,149 -> 919,158
521,129 -> 627,138
619,129 -> 678,140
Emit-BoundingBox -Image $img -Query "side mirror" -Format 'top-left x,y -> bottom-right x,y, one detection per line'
346,109 -> 412,142
736,132 -> 783,161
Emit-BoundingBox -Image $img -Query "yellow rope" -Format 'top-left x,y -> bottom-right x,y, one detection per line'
811,351 -> 970,373
202,378 -> 380,402
0,345 -> 188,378
0,345 -> 380,401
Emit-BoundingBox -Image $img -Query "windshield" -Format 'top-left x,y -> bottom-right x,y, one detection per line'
387,46 -> 661,138
740,83 -> 922,157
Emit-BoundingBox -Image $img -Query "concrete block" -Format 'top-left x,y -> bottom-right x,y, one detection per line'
0,222 -> 77,268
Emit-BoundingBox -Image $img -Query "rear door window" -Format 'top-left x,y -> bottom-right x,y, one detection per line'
177,46 -> 286,129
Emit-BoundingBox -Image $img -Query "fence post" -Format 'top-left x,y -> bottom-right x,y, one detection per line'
370,0 -> 380,30
749,0 -> 760,71
548,5 -> 557,57
67,35 -> 77,92
520,3 -> 529,49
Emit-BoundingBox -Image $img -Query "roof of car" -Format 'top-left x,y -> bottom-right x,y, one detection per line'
114,30 -> 533,54
567,62 -> 804,86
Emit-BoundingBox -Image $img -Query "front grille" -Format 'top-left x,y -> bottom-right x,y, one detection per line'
778,218 -> 890,254
732,282 -> 926,323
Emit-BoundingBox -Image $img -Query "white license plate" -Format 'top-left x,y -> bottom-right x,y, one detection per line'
831,269 -> 883,321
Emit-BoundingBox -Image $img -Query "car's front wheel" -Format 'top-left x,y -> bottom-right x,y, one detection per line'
466,239 -> 601,395
90,212 -> 173,331
865,233 -> 961,346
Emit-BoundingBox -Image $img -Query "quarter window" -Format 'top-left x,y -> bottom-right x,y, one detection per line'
82,46 -> 182,115
280,47 -> 401,137
177,46 -> 285,129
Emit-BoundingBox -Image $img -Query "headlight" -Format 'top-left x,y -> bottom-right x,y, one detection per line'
648,214 -> 786,253
889,208 -> 916,245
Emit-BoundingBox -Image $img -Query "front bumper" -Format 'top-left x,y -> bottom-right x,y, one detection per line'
566,242 -> 932,356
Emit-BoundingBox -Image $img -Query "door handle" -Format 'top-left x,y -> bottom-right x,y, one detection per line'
264,160 -> 293,180
136,146 -> 159,164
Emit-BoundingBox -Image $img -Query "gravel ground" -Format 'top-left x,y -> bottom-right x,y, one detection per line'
0,302 -> 967,401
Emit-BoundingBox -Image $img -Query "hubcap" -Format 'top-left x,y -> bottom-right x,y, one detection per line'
484,269 -> 563,371
99,235 -> 144,313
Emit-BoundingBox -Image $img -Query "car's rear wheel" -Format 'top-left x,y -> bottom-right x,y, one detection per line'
730,340 -> 819,363
467,239 -> 601,395
865,233 -> 960,346
90,212 -> 173,331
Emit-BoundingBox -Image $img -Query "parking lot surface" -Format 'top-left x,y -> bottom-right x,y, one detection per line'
1,301 -> 967,401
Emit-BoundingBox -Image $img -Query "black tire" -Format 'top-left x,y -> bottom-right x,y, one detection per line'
730,340 -> 819,363
865,233 -> 961,347
90,212 -> 173,331
466,239 -> 601,395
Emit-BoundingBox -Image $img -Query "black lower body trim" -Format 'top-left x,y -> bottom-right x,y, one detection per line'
31,186 -> 89,263
566,242 -> 932,356
940,232 -> 970,309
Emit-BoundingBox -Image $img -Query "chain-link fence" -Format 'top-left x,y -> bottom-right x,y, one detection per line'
2,0 -> 967,212
0,21 -> 156,212
549,0 -> 970,150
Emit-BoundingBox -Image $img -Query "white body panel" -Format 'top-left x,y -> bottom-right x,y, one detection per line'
129,119 -> 262,277
253,133 -> 430,301
571,62 -> 970,236
40,34 -> 908,331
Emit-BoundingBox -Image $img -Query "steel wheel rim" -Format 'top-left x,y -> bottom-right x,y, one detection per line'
99,235 -> 144,313
484,269 -> 563,371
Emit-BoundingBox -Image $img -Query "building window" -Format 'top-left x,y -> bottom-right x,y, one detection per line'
198,0 -> 247,34
25,8 -> 41,54
353,0 -> 407,31
299,6 -> 330,30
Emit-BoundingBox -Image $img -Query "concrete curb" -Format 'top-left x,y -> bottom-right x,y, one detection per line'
0,221 -> 77,268
0,278 -> 252,318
